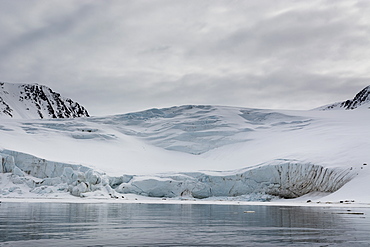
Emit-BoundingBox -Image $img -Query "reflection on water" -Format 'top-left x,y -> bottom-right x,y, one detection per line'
0,202 -> 369,246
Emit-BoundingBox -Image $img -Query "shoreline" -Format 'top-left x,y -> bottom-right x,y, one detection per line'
1,196 -> 370,208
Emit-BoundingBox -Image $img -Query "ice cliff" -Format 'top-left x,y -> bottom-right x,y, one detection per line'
0,150 -> 117,198
0,150 -> 357,200
115,161 -> 355,199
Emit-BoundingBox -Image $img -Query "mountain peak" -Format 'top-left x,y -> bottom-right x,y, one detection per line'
319,85 -> 370,110
0,81 -> 89,119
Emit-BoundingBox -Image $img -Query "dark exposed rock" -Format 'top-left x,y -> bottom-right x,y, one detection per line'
0,82 -> 89,119
321,85 -> 370,110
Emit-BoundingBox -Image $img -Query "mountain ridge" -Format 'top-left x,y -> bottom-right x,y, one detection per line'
1,81 -> 369,119
0,82 -> 89,119
319,85 -> 370,110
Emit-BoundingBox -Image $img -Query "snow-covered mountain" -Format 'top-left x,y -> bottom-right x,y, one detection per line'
0,82 -> 89,119
0,85 -> 369,203
319,85 -> 370,110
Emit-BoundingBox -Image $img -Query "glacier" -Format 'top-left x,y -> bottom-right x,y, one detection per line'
0,150 -> 356,200
1,86 -> 370,203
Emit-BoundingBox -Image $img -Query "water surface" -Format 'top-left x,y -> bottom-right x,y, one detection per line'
0,202 -> 369,246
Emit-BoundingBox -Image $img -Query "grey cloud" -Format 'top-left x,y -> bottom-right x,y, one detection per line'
209,6 -> 368,61
74,69 -> 369,116
0,0 -> 369,116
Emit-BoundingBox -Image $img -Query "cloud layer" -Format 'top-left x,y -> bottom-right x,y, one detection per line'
1,0 -> 369,115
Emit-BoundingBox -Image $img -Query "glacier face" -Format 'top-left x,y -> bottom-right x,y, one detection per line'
1,85 -> 370,201
0,150 -> 356,199
115,161 -> 355,199
0,82 -> 89,119
0,103 -> 369,201
0,150 -> 117,198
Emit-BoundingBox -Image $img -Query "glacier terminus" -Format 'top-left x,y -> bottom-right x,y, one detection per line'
1,82 -> 370,203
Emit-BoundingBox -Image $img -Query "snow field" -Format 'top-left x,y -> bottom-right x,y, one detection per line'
1,105 -> 369,203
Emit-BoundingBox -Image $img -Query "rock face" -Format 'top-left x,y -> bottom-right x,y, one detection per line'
0,82 -> 89,119
320,85 -> 370,110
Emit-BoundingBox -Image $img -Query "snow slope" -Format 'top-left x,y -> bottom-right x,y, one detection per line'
0,82 -> 89,119
0,86 -> 369,203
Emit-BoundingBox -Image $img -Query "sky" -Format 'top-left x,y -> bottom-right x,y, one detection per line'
0,0 -> 369,116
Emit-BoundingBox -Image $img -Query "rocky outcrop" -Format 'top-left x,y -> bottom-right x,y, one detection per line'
0,82 -> 89,119
320,85 -> 370,110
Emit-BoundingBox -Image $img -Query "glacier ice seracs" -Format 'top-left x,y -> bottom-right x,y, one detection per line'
0,150 -> 356,199
1,84 -> 370,202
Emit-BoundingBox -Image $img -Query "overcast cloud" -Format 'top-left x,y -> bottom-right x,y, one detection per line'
0,0 -> 369,115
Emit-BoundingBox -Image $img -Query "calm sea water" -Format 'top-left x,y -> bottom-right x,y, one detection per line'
0,202 -> 369,246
